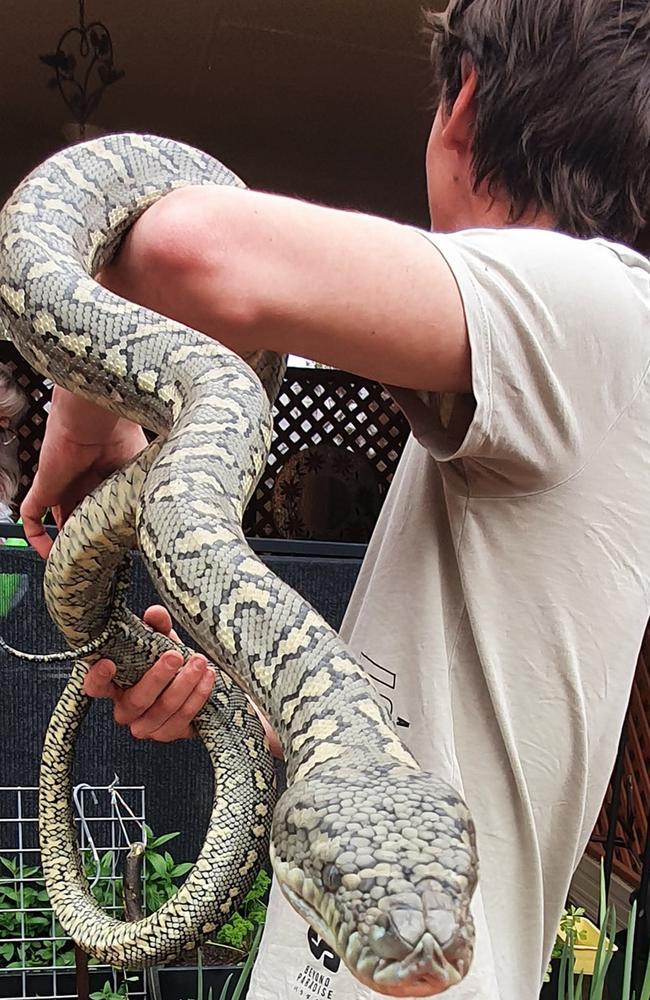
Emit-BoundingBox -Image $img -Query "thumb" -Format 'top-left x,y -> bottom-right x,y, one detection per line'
143,604 -> 175,637
83,659 -> 120,700
20,491 -> 53,559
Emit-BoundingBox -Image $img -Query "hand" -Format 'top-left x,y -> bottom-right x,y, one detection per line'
84,605 -> 216,742
85,604 -> 284,755
21,388 -> 147,557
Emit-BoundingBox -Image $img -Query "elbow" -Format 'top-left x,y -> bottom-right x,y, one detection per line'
104,184 -> 264,346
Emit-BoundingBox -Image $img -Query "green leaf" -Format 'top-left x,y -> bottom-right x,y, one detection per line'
568,950 -> 576,1000
99,851 -> 114,876
590,906 -> 616,999
638,952 -> 650,1000
148,832 -> 180,848
622,900 -> 638,1000
147,853 -> 168,878
574,971 -> 584,1000
197,945 -> 204,999
217,974 -> 234,1000
230,923 -> 263,1000
599,860 -> 607,930
171,863 -> 193,878
558,937 -> 569,1000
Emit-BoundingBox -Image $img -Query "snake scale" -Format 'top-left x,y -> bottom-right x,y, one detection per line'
0,134 -> 477,995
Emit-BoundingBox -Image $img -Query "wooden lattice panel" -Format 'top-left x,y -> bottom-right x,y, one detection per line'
0,343 -> 53,507
242,368 -> 410,538
588,625 -> 650,888
2,345 -> 649,882
0,346 -> 409,541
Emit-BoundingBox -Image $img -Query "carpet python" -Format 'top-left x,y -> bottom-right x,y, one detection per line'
0,134 -> 478,995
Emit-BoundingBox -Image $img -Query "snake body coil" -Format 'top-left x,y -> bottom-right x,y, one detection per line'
0,134 -> 477,995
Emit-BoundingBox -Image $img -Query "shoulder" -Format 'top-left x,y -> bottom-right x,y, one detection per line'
422,227 -> 649,352
428,227 -> 650,297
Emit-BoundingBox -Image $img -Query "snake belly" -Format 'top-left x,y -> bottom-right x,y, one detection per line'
0,134 -> 478,996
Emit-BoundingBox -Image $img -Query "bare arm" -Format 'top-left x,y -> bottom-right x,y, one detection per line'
24,185 -> 469,552
104,184 -> 470,393
23,185 -> 470,746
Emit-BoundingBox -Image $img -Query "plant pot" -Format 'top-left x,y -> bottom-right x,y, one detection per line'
0,969 -> 119,998
0,963 -> 248,1000
157,964 -> 248,1000
556,916 -> 618,976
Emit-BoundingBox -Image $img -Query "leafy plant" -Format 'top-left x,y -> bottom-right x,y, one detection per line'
0,827 -> 270,977
212,869 -> 271,957
90,924 -> 265,1000
552,907 -> 588,961
552,864 -> 650,1000
142,824 -> 193,914
0,854 -> 74,970
89,974 -> 137,1000
185,921 -> 265,1000
218,922 -> 263,1000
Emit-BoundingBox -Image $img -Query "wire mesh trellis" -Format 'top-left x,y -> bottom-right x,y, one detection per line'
0,784 -> 147,1000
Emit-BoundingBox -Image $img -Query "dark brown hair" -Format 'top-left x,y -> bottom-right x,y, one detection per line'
425,0 -> 650,243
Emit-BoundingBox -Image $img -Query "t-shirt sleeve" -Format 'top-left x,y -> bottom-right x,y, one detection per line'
388,228 -> 650,494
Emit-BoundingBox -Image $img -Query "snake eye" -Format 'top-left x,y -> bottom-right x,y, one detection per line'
322,864 -> 342,892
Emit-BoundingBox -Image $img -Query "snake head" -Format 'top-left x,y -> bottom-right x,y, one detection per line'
271,764 -> 478,996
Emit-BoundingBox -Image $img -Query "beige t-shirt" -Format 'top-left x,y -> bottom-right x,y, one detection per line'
249,228 -> 650,1000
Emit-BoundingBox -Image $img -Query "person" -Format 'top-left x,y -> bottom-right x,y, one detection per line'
20,0 -> 650,996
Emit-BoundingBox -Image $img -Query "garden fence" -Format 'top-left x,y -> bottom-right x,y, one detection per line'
0,784 -> 148,1000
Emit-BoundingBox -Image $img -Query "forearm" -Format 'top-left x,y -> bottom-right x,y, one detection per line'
50,387 -> 125,443
101,185 -> 470,394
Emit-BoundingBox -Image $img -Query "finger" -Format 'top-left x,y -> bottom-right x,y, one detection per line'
83,659 -> 120,699
112,650 -> 184,726
51,505 -> 68,530
129,655 -> 212,739
143,605 -> 175,637
147,664 -> 216,743
20,495 -> 52,559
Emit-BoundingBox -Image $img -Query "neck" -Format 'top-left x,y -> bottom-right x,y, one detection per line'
443,190 -> 557,234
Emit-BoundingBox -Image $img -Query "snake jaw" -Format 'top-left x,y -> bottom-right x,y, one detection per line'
271,768 -> 477,995
273,858 -> 470,997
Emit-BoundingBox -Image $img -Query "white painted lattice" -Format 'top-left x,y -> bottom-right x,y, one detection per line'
0,784 -> 148,999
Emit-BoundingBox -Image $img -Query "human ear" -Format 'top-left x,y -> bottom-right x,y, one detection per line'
441,57 -> 478,156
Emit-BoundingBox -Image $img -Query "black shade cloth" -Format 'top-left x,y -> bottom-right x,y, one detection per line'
0,545 -> 362,861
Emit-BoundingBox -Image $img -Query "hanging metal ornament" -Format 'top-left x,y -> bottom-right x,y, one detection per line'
40,0 -> 124,140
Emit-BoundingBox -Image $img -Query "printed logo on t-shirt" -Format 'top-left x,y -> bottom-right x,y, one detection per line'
289,928 -> 341,999
360,650 -> 409,728
307,927 -> 341,972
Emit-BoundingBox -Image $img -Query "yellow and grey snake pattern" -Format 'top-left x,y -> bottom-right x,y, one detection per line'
0,134 -> 477,996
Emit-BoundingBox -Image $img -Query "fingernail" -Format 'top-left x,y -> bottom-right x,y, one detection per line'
200,669 -> 215,691
164,652 -> 182,670
187,654 -> 206,671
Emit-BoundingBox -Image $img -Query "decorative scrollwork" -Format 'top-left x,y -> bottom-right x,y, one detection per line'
39,0 -> 124,137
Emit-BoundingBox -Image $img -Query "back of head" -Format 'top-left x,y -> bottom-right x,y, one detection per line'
426,0 -> 650,244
